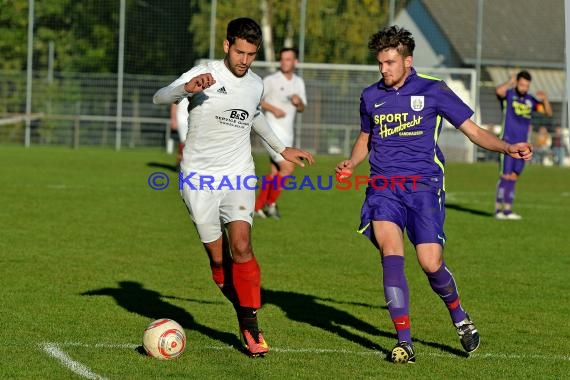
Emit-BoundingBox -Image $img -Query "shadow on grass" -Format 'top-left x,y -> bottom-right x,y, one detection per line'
262,288 -> 391,354
445,203 -> 494,217
81,281 -> 241,353
146,162 -> 178,172
262,288 -> 468,359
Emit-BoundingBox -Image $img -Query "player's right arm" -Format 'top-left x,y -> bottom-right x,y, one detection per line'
260,100 -> 286,118
335,131 -> 370,177
153,68 -> 214,104
495,74 -> 516,98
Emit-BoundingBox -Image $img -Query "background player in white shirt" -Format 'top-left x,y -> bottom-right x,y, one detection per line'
254,48 -> 307,219
153,18 -> 314,357
170,97 -> 189,167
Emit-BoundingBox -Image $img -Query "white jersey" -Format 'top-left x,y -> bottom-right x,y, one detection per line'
154,60 -> 264,186
175,97 -> 189,143
262,71 -> 307,146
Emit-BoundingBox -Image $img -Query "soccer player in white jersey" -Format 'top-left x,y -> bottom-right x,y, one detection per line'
153,17 -> 314,357
254,47 -> 307,219
170,97 -> 189,167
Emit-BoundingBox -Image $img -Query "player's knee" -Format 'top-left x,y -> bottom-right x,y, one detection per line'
230,240 -> 253,259
419,257 -> 443,273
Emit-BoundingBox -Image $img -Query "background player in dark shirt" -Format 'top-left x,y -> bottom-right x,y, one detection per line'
495,71 -> 552,219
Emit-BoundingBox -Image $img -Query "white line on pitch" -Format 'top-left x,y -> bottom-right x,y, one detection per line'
47,341 -> 570,362
204,345 -> 570,362
40,342 -> 107,380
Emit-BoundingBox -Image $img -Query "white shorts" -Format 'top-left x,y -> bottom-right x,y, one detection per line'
180,186 -> 255,243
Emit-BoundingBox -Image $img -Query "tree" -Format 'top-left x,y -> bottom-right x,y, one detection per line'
0,0 -> 29,70
189,0 -> 392,64
1,0 -> 194,75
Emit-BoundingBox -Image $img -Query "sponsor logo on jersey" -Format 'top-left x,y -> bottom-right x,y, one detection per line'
373,112 -> 424,138
411,96 -> 424,111
511,99 -> 533,119
215,109 -> 250,129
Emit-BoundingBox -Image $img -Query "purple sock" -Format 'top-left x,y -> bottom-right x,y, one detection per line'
382,255 -> 411,343
495,178 -> 507,212
503,179 -> 516,212
426,262 -> 467,324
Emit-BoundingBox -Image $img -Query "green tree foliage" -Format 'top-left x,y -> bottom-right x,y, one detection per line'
0,0 -> 29,70
189,0 -> 392,64
1,0 -> 192,74
35,0 -> 118,72
1,0 -> 402,73
125,0 -> 194,75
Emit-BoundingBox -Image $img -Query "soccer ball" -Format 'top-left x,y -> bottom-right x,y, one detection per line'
142,318 -> 186,360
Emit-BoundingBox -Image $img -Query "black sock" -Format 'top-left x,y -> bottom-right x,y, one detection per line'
237,307 -> 259,334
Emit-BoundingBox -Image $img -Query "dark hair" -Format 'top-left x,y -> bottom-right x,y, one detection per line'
368,25 -> 415,57
226,17 -> 262,47
517,70 -> 532,81
279,47 -> 298,59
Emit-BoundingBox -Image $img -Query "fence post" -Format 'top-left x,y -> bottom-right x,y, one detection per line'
165,121 -> 172,154
343,127 -> 351,157
73,101 -> 80,149
25,0 -> 35,148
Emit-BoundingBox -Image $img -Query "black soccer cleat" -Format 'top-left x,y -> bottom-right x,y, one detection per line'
390,341 -> 416,364
265,203 -> 281,220
455,314 -> 480,353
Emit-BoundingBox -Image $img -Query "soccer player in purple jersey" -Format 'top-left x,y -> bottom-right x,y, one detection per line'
494,71 -> 552,220
335,26 -> 533,364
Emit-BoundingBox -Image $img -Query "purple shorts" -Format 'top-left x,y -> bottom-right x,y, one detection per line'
501,155 -> 525,175
358,182 -> 446,248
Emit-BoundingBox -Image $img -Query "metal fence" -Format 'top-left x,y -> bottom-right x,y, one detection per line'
2,0 -> 566,162
0,63 -> 477,161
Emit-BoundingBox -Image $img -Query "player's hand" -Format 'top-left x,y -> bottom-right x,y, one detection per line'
535,90 -> 548,101
281,147 -> 315,167
290,94 -> 302,106
507,142 -> 533,161
184,73 -> 216,93
272,108 -> 286,118
335,159 -> 355,179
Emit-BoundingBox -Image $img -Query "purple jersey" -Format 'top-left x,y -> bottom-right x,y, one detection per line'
360,68 -> 473,189
499,88 -> 539,143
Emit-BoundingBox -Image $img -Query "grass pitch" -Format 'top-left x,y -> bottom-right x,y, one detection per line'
1,145 -> 569,379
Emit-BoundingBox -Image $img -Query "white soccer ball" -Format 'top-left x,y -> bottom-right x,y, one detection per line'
142,318 -> 186,360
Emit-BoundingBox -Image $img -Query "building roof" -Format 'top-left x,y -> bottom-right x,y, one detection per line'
422,0 -> 564,68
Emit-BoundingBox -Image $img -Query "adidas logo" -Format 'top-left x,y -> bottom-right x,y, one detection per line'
217,86 -> 227,94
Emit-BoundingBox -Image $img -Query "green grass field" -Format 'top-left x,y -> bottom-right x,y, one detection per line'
1,146 -> 569,379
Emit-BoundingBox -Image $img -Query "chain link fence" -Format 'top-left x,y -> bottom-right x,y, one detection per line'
0,0 -> 566,163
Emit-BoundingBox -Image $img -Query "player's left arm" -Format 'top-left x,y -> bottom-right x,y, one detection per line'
252,112 -> 314,167
535,90 -> 553,117
290,94 -> 305,113
290,79 -> 307,113
459,119 -> 533,160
